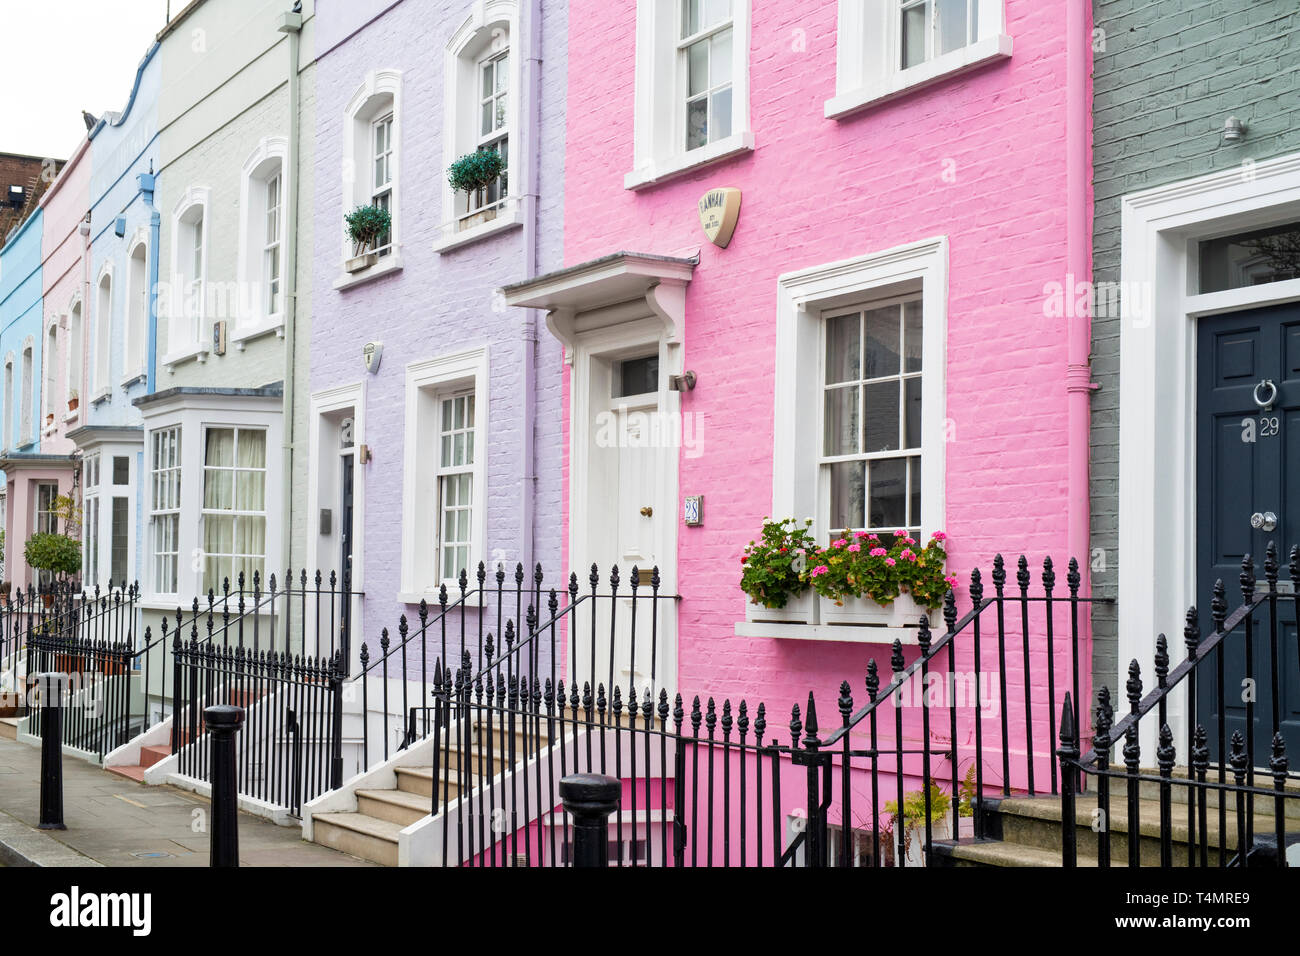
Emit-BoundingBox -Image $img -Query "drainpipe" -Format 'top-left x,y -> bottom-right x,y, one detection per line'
277,7 -> 303,573
1065,0 -> 1096,724
1065,3 -> 1094,577
517,0 -> 543,586
139,171 -> 161,393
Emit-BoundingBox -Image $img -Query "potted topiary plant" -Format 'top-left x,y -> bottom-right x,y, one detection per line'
809,530 -> 955,627
447,148 -> 506,230
740,517 -> 819,624
24,533 -> 82,606
343,204 -> 393,273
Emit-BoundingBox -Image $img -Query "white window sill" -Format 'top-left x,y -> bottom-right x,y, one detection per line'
825,34 -> 1014,119
333,251 -> 404,291
624,130 -> 756,191
163,343 -> 210,371
42,423 -> 57,439
91,388 -> 112,405
733,621 -> 921,645
62,409 -> 79,425
230,318 -> 285,349
432,207 -> 523,254
120,370 -> 146,389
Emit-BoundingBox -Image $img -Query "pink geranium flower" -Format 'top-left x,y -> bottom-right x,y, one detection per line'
847,544 -> 861,552
869,547 -> 887,557
885,558 -> 896,567
931,531 -> 947,541
900,549 -> 917,561
811,565 -> 829,578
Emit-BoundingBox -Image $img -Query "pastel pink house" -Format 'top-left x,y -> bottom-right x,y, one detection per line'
504,0 -> 1093,800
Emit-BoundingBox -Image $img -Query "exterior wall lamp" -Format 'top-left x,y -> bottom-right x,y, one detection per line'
1222,116 -> 1246,143
669,370 -> 697,391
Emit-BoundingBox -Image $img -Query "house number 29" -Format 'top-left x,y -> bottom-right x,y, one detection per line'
1260,416 -> 1280,438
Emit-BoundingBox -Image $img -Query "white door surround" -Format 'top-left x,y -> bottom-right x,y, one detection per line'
1117,151 -> 1300,743
503,252 -> 696,690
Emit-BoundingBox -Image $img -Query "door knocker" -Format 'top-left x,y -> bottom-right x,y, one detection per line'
1253,379 -> 1278,411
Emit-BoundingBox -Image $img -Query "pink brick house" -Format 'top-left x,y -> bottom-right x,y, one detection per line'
506,0 -> 1094,735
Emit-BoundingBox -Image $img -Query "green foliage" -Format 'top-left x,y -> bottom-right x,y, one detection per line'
957,763 -> 977,818
739,518 -> 817,609
24,533 -> 82,576
885,783 -> 952,832
808,530 -> 954,610
447,148 -> 506,195
344,204 -> 392,251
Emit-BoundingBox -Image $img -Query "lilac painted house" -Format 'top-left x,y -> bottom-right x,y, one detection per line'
307,0 -> 567,668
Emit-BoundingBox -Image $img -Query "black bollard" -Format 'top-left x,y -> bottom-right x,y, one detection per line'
559,773 -> 620,867
37,673 -> 67,830
206,704 -> 245,867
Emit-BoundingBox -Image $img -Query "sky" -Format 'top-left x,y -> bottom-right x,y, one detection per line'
1,0 -> 172,160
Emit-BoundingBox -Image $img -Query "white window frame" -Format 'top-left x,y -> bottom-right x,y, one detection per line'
819,293 -> 926,537
93,262 -> 114,400
773,237 -> 948,544
626,0 -> 753,190
400,346 -> 489,601
436,3 -> 524,251
65,294 -> 82,414
165,186 -> 211,367
148,425 -> 182,599
235,138 -> 289,343
200,425 -> 269,594
19,338 -> 34,447
3,353 -> 13,452
337,70 -> 403,288
124,232 -> 149,384
43,318 -> 59,434
83,452 -> 101,588
827,0 -> 1011,119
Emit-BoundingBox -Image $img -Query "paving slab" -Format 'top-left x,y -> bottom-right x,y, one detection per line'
0,736 -> 374,867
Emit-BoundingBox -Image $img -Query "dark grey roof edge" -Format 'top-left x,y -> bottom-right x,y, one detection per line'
501,251 -> 699,294
133,382 -> 285,409
65,424 -> 144,442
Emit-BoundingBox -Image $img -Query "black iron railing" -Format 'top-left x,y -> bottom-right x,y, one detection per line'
1060,544 -> 1300,867
369,557 -> 1100,866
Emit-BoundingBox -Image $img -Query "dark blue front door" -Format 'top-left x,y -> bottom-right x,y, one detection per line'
1196,302 -> 1300,760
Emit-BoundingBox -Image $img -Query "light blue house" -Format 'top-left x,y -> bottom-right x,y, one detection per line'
70,41 -> 162,594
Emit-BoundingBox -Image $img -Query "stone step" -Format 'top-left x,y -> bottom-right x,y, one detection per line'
312,811 -> 401,867
139,744 -> 171,769
1105,769 -> 1300,820
931,838 -> 1121,868
356,788 -> 432,828
394,765 -> 477,798
0,717 -> 19,740
970,793 -> 1299,867
105,764 -> 147,782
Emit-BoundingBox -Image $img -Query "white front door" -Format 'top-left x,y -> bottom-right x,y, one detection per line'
572,324 -> 678,700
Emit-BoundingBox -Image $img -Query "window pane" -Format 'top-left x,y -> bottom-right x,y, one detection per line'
904,376 -> 922,449
113,456 -> 129,485
868,458 -> 907,529
937,0 -> 969,54
902,2 -> 927,68
823,386 -> 859,456
825,313 -> 861,384
903,299 -> 923,372
687,98 -> 708,150
828,460 -> 865,532
711,87 -> 732,141
710,29 -> 732,86
482,61 -> 494,98
909,457 -> 922,526
681,0 -> 699,37
616,355 -> 659,396
236,470 -> 266,512
1198,221 -> 1300,293
862,380 -> 900,452
703,0 -> 731,29
111,497 -> 129,584
863,305 -> 900,378
205,428 -> 234,467
688,39 -> 709,96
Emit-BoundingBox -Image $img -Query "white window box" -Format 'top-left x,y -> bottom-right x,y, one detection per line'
820,592 -> 926,627
432,206 -> 523,254
733,620 -> 923,646
624,130 -> 755,191
333,251 -> 403,291
825,34 -> 1013,119
744,590 -> 818,625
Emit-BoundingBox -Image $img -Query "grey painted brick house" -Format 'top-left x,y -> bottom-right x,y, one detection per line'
1090,0 -> 1300,749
